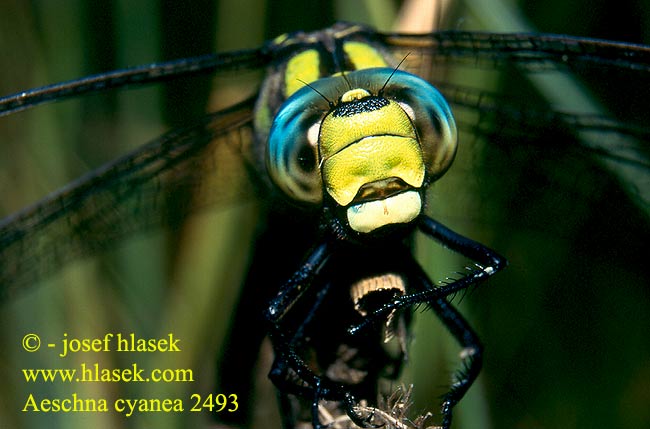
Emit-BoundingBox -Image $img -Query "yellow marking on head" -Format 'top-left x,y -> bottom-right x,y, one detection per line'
319,100 -> 416,160
347,190 -> 422,233
322,135 -> 425,206
343,41 -> 389,69
319,96 -> 425,206
341,88 -> 371,103
284,49 -> 321,97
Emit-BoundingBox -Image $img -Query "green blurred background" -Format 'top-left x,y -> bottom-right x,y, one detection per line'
1,1 -> 649,428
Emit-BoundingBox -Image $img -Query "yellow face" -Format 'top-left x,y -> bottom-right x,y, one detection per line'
319,89 -> 426,233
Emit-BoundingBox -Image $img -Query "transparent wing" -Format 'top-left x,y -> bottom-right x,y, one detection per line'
0,98 -> 259,297
382,31 -> 650,74
0,47 -> 266,118
377,31 -> 650,228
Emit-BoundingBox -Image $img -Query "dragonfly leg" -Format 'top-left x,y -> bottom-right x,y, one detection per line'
341,215 -> 503,427
265,241 -> 388,428
428,296 -> 483,429
264,241 -> 335,396
362,254 -> 484,428
264,240 -> 337,394
265,242 -> 331,323
349,215 -> 506,335
270,356 -> 379,429
342,392 -> 383,428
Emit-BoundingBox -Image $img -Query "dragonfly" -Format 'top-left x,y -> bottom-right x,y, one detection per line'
1,2 -> 650,429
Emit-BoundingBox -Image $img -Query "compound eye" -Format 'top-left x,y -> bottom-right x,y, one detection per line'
296,127 -> 318,172
267,87 -> 325,204
374,69 -> 458,180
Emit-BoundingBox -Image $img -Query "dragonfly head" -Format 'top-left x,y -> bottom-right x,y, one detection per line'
267,68 -> 457,235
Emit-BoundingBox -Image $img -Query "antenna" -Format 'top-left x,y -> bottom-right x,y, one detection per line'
379,53 -> 410,96
297,79 -> 334,108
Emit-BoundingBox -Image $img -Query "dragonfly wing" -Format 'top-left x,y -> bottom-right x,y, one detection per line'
379,31 -> 650,75
0,97 -> 260,297
377,31 -> 650,225
0,48 -> 267,117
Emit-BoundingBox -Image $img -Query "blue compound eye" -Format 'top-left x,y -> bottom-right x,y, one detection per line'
267,84 -> 327,204
372,68 -> 458,181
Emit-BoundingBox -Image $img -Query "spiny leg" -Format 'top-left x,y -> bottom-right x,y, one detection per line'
269,276 -> 335,427
271,342 -> 378,427
343,214 -> 504,427
349,215 -> 506,335
264,242 -> 335,395
427,297 -> 483,429
265,241 -> 374,426
379,252 -> 484,428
